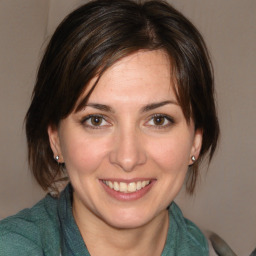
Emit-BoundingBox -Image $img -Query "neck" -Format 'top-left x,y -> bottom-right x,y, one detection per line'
73,199 -> 169,256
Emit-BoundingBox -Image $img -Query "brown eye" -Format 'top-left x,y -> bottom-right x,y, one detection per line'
145,114 -> 174,129
83,114 -> 109,128
153,116 -> 165,125
91,116 -> 103,126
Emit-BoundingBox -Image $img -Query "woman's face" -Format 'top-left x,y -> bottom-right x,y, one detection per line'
49,50 -> 202,229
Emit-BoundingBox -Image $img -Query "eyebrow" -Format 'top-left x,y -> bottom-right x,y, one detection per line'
84,103 -> 115,113
141,100 -> 178,112
84,100 -> 178,113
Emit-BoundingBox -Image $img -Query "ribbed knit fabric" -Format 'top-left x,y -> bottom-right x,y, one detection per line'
0,184 -> 208,255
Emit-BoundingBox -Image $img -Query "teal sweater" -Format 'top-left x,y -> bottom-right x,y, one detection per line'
0,185 -> 208,255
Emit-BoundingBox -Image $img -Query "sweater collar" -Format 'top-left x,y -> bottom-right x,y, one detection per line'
58,184 -> 90,256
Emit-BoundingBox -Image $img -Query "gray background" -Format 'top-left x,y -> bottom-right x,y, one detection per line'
0,1 -> 255,255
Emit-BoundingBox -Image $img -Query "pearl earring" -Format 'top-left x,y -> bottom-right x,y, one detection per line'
191,155 -> 196,162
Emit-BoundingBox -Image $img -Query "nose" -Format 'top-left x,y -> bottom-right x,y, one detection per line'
109,127 -> 147,172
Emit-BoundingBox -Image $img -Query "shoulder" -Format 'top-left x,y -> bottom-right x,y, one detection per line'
0,194 -> 60,256
184,217 -> 208,249
169,202 -> 209,253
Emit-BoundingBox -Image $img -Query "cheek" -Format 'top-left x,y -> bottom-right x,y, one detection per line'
147,134 -> 192,172
60,134 -> 111,175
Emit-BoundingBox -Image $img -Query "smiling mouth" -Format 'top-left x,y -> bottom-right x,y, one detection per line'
102,180 -> 151,193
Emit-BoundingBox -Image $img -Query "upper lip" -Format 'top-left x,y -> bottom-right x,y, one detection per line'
100,178 -> 156,183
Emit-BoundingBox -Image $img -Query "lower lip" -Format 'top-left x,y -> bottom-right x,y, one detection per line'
100,180 -> 156,201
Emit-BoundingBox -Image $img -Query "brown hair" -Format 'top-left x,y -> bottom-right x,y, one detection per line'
26,0 -> 219,194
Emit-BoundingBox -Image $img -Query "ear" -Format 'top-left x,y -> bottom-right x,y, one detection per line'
189,129 -> 203,165
48,125 -> 64,163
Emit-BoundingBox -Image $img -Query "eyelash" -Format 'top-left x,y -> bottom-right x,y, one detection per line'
81,114 -> 111,129
81,114 -> 175,130
145,114 -> 175,129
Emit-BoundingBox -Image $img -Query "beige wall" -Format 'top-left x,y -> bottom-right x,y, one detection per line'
0,0 -> 49,216
0,1 -> 255,255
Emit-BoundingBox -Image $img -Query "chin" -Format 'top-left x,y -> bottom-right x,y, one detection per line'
105,217 -> 149,230
100,207 -> 161,230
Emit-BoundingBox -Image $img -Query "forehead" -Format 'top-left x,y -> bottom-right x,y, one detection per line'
76,50 -> 177,108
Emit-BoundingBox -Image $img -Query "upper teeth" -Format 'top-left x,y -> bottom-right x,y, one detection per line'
103,180 -> 150,193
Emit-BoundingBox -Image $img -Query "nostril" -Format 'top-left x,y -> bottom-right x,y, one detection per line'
108,129 -> 147,172
109,145 -> 147,172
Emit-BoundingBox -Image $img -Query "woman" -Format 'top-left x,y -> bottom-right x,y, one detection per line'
0,0 -> 219,255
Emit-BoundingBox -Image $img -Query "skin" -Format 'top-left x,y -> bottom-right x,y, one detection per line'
48,50 -> 202,256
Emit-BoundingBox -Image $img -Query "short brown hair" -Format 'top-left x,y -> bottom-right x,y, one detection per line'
26,0 -> 219,194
